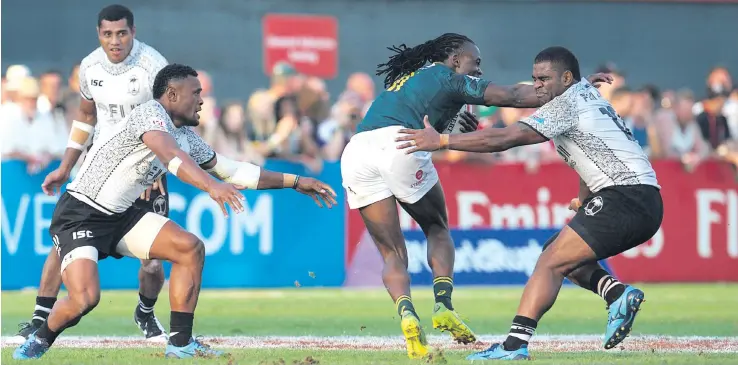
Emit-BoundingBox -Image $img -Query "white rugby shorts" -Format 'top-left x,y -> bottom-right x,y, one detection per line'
340,126 -> 438,209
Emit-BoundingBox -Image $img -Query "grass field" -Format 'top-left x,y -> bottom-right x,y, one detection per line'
2,284 -> 737,364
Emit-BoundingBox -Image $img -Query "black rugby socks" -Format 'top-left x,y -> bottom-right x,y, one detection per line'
433,276 -> 454,310
135,293 -> 157,319
589,269 -> 625,306
35,322 -> 60,346
503,315 -> 538,351
32,297 -> 57,327
169,311 -> 194,347
395,295 -> 418,318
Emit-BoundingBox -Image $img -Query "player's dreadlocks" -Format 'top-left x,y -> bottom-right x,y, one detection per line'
376,33 -> 474,89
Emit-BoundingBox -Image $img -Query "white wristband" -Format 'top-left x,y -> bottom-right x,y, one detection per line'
167,156 -> 183,176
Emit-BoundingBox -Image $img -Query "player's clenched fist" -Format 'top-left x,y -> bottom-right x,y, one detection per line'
207,182 -> 245,217
294,177 -> 338,208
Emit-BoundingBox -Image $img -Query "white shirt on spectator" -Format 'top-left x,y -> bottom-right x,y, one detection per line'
1,107 -> 66,158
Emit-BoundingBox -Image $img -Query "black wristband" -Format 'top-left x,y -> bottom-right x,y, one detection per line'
292,175 -> 300,189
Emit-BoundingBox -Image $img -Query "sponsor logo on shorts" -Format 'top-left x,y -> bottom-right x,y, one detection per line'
153,195 -> 167,216
584,196 -> 604,216
411,170 -> 425,188
72,230 -> 94,240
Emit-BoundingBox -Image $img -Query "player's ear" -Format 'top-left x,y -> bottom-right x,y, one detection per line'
130,25 -> 136,37
166,86 -> 177,102
450,53 -> 459,69
563,70 -> 573,86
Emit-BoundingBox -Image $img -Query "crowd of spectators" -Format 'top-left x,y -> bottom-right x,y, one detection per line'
3,61 -> 737,176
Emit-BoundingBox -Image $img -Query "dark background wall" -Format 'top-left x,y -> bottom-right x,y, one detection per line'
2,0 -> 737,100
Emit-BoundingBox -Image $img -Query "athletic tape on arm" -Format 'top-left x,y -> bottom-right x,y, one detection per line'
167,156 -> 183,176
206,153 -> 261,189
67,120 -> 94,150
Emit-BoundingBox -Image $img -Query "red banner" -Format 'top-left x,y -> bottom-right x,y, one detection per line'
346,160 -> 738,282
262,14 -> 338,78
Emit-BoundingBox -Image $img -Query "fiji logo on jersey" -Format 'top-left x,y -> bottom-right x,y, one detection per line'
128,75 -> 140,95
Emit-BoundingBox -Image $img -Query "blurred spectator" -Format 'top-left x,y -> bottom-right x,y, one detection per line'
195,69 -> 220,143
626,85 -> 662,156
300,76 -> 331,122
37,70 -> 63,113
695,67 -> 732,150
246,62 -> 314,162
655,89 -> 709,170
269,91 -> 323,171
1,77 -> 65,172
207,101 -> 265,165
1,77 -> 7,104
725,88 -> 738,139
37,70 -> 69,138
318,91 -> 363,161
610,87 -> 633,119
595,62 -> 626,102
60,63 -> 81,124
2,64 -> 32,117
343,72 -> 376,116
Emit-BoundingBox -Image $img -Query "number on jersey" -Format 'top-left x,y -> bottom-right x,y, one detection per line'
387,72 -> 415,92
599,106 -> 636,142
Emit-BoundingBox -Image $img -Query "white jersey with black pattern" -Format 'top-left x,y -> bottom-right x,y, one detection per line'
67,100 -> 216,214
79,39 -> 168,142
519,78 -> 659,193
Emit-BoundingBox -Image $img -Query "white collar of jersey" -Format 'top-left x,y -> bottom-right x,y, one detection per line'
100,39 -> 143,74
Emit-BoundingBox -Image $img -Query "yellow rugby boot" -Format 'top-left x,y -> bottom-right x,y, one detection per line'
400,310 -> 429,359
431,302 -> 477,344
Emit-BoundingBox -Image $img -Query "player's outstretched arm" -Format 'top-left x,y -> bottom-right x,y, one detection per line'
142,130 -> 246,217
481,73 -> 613,108
201,153 -> 338,208
450,73 -> 612,109
41,99 -> 97,195
396,116 -> 547,153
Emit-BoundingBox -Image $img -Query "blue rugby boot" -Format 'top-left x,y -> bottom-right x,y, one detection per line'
604,285 -> 645,349
13,333 -> 51,360
466,343 -> 530,361
165,337 -> 224,358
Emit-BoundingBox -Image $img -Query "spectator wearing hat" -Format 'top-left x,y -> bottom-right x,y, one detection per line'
1,77 -> 65,173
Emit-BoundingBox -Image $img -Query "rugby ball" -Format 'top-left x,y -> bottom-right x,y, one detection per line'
441,105 -> 472,134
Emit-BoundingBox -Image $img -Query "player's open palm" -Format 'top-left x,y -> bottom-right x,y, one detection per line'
207,182 -> 245,217
395,115 -> 442,154
41,168 -> 70,196
295,177 -> 338,208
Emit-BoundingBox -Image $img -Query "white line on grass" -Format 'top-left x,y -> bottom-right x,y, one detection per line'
3,335 -> 737,353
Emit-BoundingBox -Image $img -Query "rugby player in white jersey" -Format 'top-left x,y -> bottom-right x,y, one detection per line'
395,47 -> 663,361
15,5 -> 172,342
13,64 -> 337,360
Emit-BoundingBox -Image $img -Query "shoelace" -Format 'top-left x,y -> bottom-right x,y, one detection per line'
17,322 -> 32,331
144,316 -> 162,331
